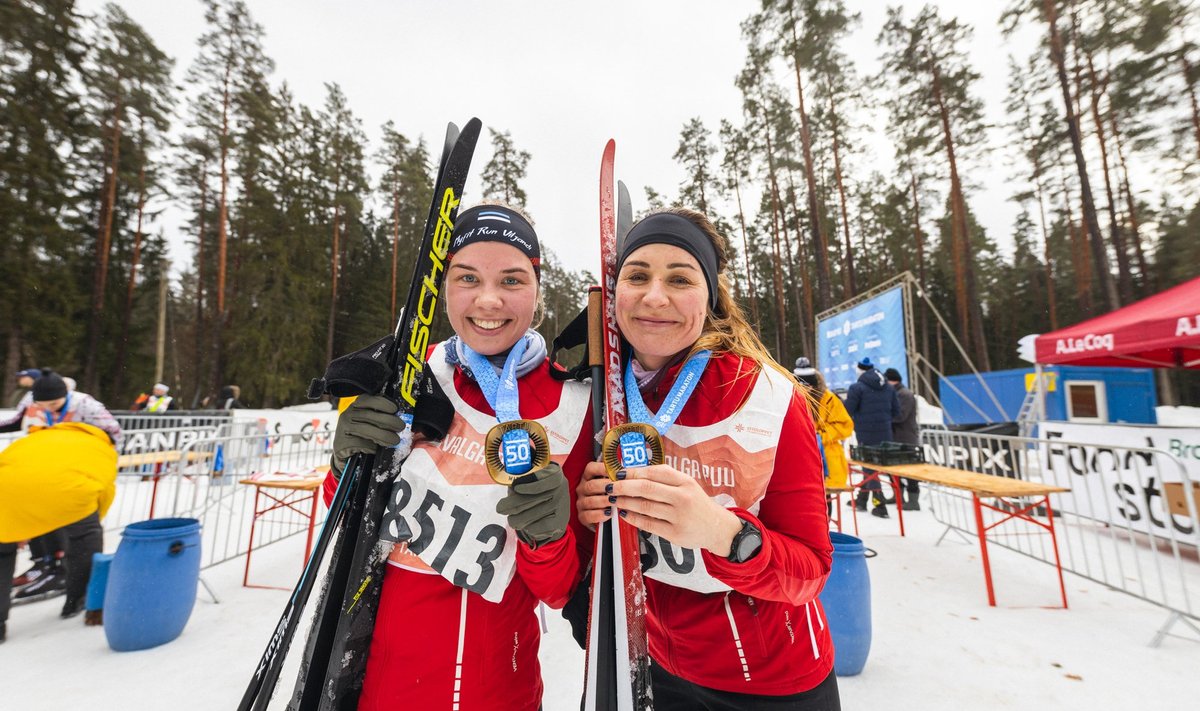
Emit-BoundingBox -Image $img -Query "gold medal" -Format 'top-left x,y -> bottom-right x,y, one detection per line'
484,419 -> 552,486
600,422 -> 663,480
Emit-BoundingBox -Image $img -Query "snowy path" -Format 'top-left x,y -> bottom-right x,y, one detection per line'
1,503 -> 1196,709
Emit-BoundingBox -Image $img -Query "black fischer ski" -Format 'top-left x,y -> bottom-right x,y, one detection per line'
236,117 -> 481,711
295,117 -> 481,711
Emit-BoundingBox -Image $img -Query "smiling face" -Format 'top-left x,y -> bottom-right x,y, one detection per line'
615,243 -> 709,370
445,241 -> 539,356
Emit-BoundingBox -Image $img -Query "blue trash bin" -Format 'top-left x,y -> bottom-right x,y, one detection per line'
104,518 -> 201,652
819,531 -> 872,676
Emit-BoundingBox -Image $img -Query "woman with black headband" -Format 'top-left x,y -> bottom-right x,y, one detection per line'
577,208 -> 840,709
326,202 -> 593,710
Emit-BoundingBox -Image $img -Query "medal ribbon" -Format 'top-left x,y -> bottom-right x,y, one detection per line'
462,337 -> 532,474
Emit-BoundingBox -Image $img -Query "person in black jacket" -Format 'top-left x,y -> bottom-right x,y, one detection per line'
844,357 -> 900,518
886,367 -> 921,511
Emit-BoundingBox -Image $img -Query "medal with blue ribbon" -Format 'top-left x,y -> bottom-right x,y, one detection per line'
601,350 -> 711,479
464,337 -> 551,486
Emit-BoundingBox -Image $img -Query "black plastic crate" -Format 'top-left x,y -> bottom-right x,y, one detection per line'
851,441 -> 925,465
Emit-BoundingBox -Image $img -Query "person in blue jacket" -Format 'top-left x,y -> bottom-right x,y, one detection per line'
844,357 -> 900,518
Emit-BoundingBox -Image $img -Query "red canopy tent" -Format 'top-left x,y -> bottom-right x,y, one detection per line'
1034,276 -> 1200,368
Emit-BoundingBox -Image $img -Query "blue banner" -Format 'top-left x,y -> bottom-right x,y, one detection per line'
816,286 -> 909,392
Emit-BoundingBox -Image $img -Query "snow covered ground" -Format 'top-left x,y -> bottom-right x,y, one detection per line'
2,504 -> 1197,709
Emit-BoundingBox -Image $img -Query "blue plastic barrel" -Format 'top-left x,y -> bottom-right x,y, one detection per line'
104,518 -> 201,652
86,552 -> 114,612
818,531 -> 872,676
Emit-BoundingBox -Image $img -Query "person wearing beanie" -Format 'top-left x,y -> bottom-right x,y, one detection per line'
576,208 -> 838,707
0,370 -> 122,630
321,201 -> 590,710
885,368 -> 921,511
130,382 -> 177,412
844,358 -> 900,518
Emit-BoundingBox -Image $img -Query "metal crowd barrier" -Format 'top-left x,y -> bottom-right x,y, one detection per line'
106,427 -> 333,573
919,428 -> 1200,646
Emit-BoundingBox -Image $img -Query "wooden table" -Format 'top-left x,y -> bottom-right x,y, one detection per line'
238,476 -> 324,589
849,460 -> 1071,609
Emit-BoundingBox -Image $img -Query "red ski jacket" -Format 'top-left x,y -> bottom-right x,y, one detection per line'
322,350 -> 593,711
622,352 -> 835,696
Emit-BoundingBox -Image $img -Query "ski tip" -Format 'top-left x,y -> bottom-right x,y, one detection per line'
602,138 -> 615,158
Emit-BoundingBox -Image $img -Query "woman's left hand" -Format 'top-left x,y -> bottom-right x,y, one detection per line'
611,464 -> 744,556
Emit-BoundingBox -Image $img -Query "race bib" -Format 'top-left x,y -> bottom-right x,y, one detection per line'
381,447 -> 516,603
640,531 -> 732,594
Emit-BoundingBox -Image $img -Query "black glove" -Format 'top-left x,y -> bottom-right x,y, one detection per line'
495,462 -> 570,549
331,395 -> 405,475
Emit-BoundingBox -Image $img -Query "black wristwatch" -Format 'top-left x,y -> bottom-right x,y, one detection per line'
727,519 -> 763,564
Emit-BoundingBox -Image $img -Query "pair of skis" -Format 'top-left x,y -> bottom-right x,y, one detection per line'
237,118 -> 482,711
583,140 -> 654,710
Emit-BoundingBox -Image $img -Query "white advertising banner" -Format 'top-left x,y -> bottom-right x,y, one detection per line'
1039,422 -> 1200,546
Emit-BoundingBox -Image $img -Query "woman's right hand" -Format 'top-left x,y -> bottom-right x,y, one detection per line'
331,395 -> 405,475
576,460 -> 613,530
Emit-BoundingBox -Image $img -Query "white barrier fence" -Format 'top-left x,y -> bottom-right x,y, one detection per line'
920,428 -> 1200,646
106,427 -> 333,574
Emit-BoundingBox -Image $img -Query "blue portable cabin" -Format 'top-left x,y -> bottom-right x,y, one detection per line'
937,365 -> 1157,425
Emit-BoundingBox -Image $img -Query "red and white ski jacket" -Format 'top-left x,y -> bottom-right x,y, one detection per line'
324,344 -> 593,711
633,352 -> 834,696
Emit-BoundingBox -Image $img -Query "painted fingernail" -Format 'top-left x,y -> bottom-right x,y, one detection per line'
616,470 -> 627,480
605,483 -> 613,495
618,509 -> 628,518
604,508 -> 612,517
608,495 -> 617,503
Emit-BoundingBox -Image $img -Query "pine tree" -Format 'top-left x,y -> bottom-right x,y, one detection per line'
879,5 -> 992,370
481,128 -> 530,207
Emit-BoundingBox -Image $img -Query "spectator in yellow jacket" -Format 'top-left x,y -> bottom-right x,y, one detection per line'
793,358 -> 853,488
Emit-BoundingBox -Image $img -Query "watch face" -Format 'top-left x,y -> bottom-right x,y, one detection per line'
732,522 -> 763,563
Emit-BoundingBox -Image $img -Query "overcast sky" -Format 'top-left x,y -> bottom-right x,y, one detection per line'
76,0 -> 1037,278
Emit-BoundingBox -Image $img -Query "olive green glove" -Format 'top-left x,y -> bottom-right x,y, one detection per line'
495,461 -> 571,549
331,395 -> 405,475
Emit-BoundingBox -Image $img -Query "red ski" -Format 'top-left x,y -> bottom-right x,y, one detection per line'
583,140 -> 653,710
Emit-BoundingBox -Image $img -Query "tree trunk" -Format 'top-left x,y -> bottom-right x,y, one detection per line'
784,173 -> 812,356
391,189 -> 400,324
910,172 -> 931,389
763,126 -> 788,357
732,174 -> 760,325
192,159 -> 209,407
929,54 -> 989,369
1044,0 -> 1120,311
84,93 -> 123,394
213,61 -> 233,393
114,138 -> 147,398
1108,111 -> 1150,290
1084,51 -> 1133,303
787,13 -> 832,312
829,95 -> 856,300
327,200 -> 342,368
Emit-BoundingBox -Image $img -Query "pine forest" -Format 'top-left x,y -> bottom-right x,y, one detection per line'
2,0 -> 1198,408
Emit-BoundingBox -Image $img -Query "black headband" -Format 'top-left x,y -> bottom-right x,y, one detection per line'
449,205 -> 541,277
617,213 -> 720,309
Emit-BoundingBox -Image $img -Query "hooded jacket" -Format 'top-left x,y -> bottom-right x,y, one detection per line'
844,367 -> 900,446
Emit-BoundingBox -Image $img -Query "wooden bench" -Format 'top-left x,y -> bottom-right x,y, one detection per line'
117,450 -> 211,469
849,460 -> 1070,609
117,450 -> 215,519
